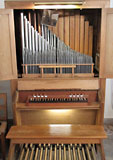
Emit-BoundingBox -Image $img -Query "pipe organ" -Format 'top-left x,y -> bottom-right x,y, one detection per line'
20,11 -> 94,77
1,0 -> 112,159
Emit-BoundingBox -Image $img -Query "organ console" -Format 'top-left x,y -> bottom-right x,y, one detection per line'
26,90 -> 97,105
0,0 -> 112,159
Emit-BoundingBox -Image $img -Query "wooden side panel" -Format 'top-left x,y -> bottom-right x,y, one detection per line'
10,79 -> 17,124
96,79 -> 106,125
80,16 -> 85,53
10,79 -> 17,101
0,9 -> 17,80
100,8 -> 113,78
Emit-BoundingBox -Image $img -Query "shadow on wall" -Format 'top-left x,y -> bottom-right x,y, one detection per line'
0,81 -> 13,119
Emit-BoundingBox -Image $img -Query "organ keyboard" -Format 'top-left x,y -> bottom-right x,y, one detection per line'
24,90 -> 97,105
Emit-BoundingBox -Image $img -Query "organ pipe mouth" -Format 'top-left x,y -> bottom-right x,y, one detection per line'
34,1 -> 84,9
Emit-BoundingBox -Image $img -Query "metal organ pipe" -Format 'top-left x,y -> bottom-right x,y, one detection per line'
20,13 -> 93,75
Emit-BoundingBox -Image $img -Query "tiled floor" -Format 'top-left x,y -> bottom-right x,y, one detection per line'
104,134 -> 113,160
104,124 -> 113,160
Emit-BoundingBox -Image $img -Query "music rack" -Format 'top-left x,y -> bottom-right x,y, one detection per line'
22,64 -> 94,78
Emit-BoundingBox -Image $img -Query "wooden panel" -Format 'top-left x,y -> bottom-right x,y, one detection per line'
18,109 -> 96,125
84,21 -> 89,54
100,8 -> 113,78
0,9 -> 17,80
88,26 -> 93,56
70,11 -> 75,50
16,102 -> 100,110
58,11 -> 64,41
10,79 -> 17,124
10,79 -> 17,101
80,16 -> 85,53
75,11 -> 80,52
18,78 -> 99,90
6,124 -> 107,140
5,1 -> 110,9
64,10 -> 69,46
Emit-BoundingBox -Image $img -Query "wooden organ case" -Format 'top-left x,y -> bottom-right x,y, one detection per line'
0,0 -> 113,159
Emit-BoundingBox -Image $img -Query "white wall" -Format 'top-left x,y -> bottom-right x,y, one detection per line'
0,0 -> 4,8
104,0 -> 113,118
110,0 -> 113,7
105,79 -> 113,118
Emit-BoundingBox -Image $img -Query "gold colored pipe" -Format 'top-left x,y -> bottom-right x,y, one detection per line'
86,145 -> 91,160
73,145 -> 77,160
77,146 -> 81,160
39,146 -> 43,160
82,147 -> 86,160
64,145 -> 66,160
30,147 -> 34,160
25,144 -> 28,149
30,144 -> 33,148
39,144 -> 41,147
59,145 -> 61,160
50,145 -> 52,160
34,147 -> 39,160
88,144 -> 91,148
54,145 -> 57,160
25,148 -> 30,160
68,145 -> 71,160
44,145 -> 48,160
91,145 -> 96,160
19,148 -> 25,160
